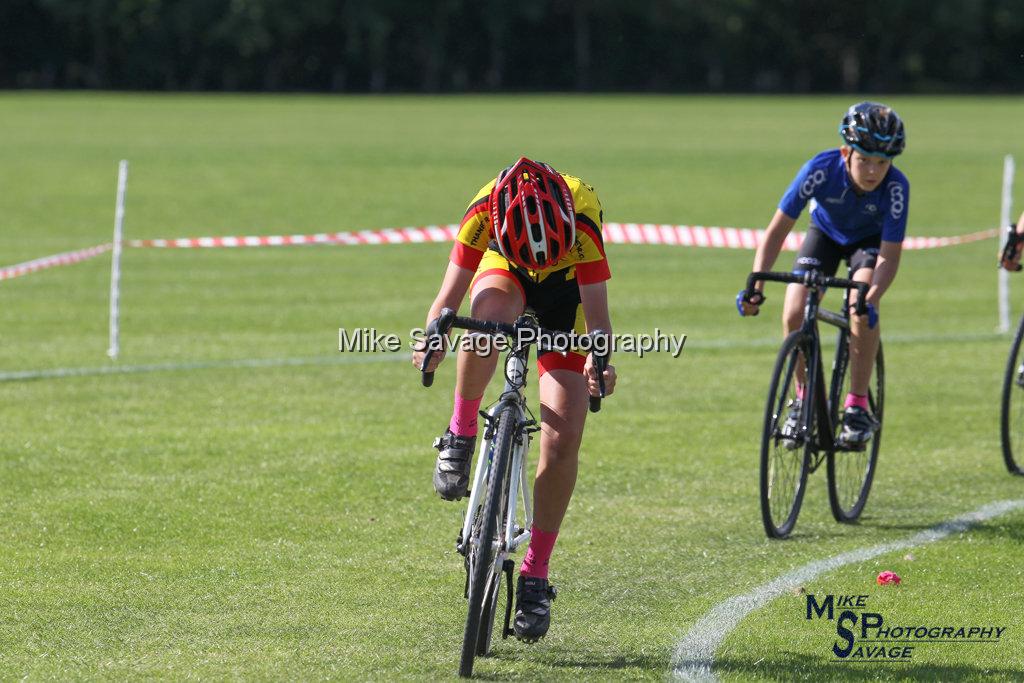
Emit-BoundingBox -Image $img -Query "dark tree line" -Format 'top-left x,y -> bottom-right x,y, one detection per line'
2,0 -> 1022,92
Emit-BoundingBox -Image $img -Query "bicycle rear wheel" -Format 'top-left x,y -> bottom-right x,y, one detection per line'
827,339 -> 884,521
1001,315 -> 1024,475
760,331 -> 812,539
459,402 -> 516,678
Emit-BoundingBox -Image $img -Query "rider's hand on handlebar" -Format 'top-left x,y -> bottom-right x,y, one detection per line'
848,301 -> 879,330
1001,228 -> 1024,272
413,312 -> 452,374
584,355 -> 616,398
736,289 -> 765,317
411,343 -> 445,373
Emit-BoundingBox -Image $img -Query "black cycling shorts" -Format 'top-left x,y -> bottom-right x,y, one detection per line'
793,226 -> 880,277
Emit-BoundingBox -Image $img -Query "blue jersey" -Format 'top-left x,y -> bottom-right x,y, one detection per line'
778,149 -> 909,245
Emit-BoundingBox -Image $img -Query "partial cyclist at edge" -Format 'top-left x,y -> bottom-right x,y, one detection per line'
411,157 -> 617,643
738,101 -> 909,449
999,210 -> 1024,271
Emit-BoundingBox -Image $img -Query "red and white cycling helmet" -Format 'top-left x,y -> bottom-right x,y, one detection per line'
489,157 -> 575,270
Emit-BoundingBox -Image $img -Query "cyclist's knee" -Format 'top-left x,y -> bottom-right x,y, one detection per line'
782,284 -> 807,326
851,266 -> 874,283
782,303 -> 805,332
470,275 -> 523,322
541,428 -> 584,461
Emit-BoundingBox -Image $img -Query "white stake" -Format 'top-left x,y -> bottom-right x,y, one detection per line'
108,160 -> 129,359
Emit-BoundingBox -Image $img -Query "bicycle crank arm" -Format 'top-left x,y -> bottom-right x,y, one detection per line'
501,559 -> 515,639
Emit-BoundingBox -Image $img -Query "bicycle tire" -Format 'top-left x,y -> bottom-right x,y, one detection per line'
459,402 -> 517,677
827,340 -> 884,521
1000,315 -> 1024,475
475,563 -> 505,656
760,331 -> 813,539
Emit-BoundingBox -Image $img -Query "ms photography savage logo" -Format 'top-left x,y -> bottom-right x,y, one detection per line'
806,594 -> 1007,663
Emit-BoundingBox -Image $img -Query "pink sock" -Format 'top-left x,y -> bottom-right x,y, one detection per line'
845,392 -> 869,410
520,527 -> 558,579
449,392 -> 482,437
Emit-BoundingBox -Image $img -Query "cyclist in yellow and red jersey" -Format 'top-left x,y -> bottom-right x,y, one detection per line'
412,157 -> 616,643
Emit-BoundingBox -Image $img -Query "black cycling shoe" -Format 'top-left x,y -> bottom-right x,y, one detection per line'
838,405 -> 879,449
779,398 -> 802,450
513,575 -> 556,643
432,429 -> 475,500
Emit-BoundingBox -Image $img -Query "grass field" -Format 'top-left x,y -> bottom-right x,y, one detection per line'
2,93 -> 1024,680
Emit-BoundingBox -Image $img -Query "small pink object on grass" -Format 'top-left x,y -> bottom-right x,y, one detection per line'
877,570 -> 901,586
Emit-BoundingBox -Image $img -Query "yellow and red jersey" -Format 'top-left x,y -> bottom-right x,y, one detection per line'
449,174 -> 610,285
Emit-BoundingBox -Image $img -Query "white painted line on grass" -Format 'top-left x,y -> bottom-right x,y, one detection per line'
1,330 -> 1004,382
685,330 -> 1005,351
0,353 -> 408,382
671,499 -> 1024,681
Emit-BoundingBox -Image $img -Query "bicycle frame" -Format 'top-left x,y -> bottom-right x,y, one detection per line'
794,284 -> 854,468
457,344 -> 535,561
748,269 -> 868,464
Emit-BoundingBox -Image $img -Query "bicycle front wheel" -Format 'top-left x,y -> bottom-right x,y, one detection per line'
459,402 -> 516,678
760,331 -> 812,539
1000,315 -> 1024,475
827,340 -> 884,522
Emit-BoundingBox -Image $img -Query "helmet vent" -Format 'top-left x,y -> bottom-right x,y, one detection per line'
548,178 -> 569,214
542,202 -> 555,229
530,223 -> 543,243
519,245 -> 532,265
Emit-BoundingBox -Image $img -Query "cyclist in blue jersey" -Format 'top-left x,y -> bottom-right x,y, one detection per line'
738,101 -> 908,447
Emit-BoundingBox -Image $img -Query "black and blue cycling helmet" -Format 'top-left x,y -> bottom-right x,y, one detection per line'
839,101 -> 905,158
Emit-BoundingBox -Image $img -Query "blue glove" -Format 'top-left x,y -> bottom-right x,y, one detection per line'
867,302 -> 878,329
736,289 -> 765,317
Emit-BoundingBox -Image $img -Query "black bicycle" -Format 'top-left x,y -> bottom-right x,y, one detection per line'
743,270 -> 884,539
999,226 -> 1024,475
420,308 -> 606,677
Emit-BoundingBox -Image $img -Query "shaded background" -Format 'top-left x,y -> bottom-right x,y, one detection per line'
3,0 -> 1023,92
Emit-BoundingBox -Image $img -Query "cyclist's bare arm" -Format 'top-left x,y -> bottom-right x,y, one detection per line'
742,210 -> 797,315
753,210 -> 798,274
413,262 -> 475,371
866,240 -> 901,306
579,281 -> 616,397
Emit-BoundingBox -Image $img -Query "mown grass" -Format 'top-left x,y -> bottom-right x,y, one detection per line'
1,93 -> 1023,680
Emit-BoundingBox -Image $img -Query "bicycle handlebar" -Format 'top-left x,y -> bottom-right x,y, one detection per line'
588,330 -> 609,413
419,308 -> 456,387
745,271 -> 870,316
418,308 -> 609,412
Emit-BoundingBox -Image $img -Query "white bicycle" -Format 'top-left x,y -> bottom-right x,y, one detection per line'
420,308 -> 606,677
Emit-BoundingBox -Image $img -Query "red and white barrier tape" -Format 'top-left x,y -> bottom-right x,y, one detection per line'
127,225 -> 460,248
128,224 -> 1000,251
1,225 -> 1001,282
0,243 -> 112,281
